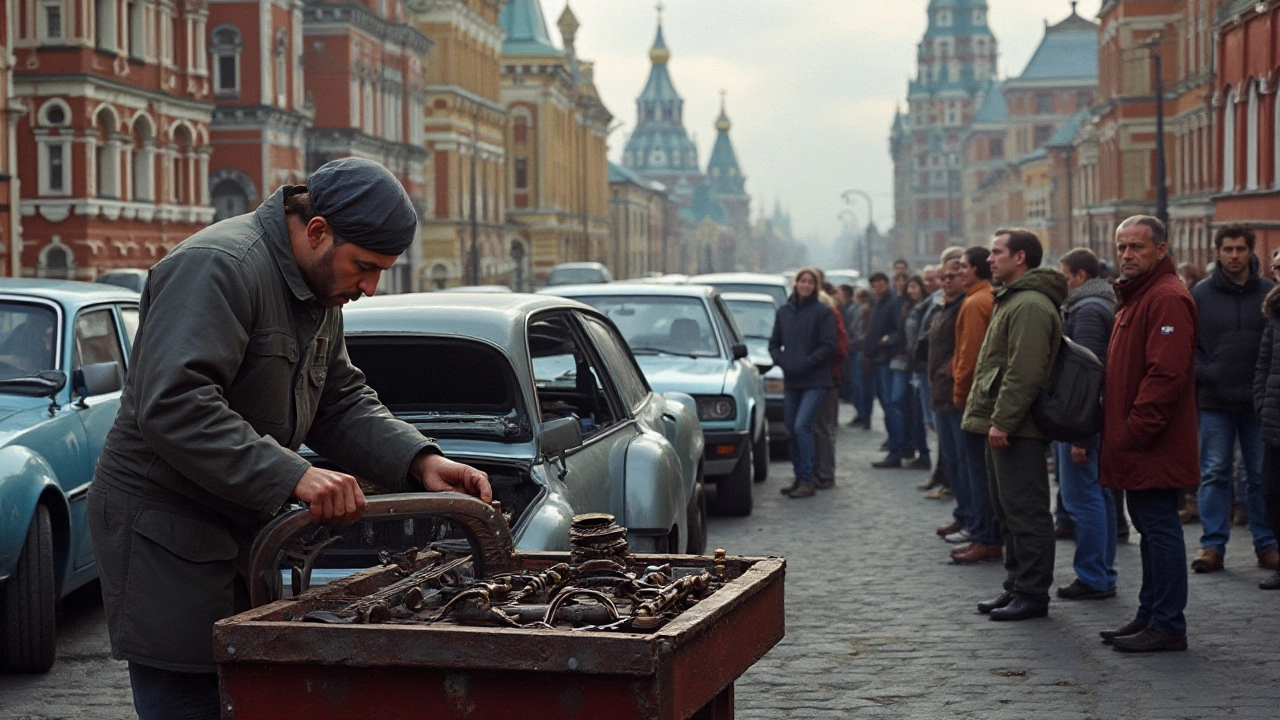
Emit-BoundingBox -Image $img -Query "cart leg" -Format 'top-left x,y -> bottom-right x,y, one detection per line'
690,682 -> 734,720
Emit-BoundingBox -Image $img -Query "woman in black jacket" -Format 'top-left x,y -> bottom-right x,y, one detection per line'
1255,282 -> 1280,588
770,268 -> 838,499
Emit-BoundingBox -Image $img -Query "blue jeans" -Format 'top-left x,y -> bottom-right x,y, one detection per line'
1127,488 -> 1188,635
129,663 -> 220,720
905,373 -> 930,458
915,371 -> 935,432
785,387 -> 827,484
1054,438 -> 1117,591
1197,410 -> 1277,556
936,411 -> 969,525
854,353 -> 875,421
874,364 -> 906,456
963,430 -> 1002,546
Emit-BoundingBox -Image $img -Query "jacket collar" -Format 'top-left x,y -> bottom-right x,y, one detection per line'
1115,256 -> 1176,307
964,279 -> 992,299
256,185 -> 318,305
1209,253 -> 1261,295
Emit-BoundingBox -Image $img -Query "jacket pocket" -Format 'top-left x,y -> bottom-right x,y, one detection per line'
119,509 -> 239,669
227,329 -> 298,426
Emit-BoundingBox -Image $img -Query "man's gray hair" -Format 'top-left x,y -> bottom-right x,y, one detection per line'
1118,215 -> 1167,245
940,246 -> 965,264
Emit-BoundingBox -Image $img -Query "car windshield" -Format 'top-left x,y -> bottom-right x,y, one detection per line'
705,283 -> 787,306
548,267 -> 604,284
345,338 -> 529,440
576,296 -> 721,358
724,299 -> 776,339
0,303 -> 58,380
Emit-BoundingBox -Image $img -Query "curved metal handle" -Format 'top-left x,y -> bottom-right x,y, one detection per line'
248,492 -> 516,608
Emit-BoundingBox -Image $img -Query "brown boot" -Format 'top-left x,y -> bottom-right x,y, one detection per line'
936,520 -> 963,537
952,543 -> 1003,564
1191,547 -> 1224,573
1258,549 -> 1280,570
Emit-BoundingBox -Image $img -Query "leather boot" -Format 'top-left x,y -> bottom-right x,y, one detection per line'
1191,547 -> 1223,573
1111,627 -> 1187,653
1100,618 -> 1147,644
988,593 -> 1049,621
977,591 -> 1014,614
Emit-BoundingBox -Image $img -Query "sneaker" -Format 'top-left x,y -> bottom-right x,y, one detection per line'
872,455 -> 902,469
1056,579 -> 1116,601
787,483 -> 816,499
907,456 -> 932,470
944,529 -> 972,544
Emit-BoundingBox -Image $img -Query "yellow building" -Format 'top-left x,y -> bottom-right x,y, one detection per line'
411,0 -> 510,289
498,1 -> 610,286
608,161 -> 669,279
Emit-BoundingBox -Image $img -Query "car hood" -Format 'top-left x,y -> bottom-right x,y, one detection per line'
634,355 -> 728,395
0,396 -> 56,442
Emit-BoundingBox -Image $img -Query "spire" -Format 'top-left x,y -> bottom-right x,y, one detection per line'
650,15 -> 670,65
557,3 -> 580,48
715,90 -> 731,132
499,0 -> 561,56
707,90 -> 745,197
622,4 -> 700,186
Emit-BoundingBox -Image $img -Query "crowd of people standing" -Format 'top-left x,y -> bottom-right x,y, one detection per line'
768,215 -> 1280,654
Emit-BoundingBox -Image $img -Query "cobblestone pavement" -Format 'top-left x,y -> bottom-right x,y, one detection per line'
3,405 -> 1279,718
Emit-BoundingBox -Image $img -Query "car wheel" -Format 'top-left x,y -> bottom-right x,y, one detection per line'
753,428 -> 769,483
709,440 -> 753,518
1,504 -> 57,673
685,478 -> 707,555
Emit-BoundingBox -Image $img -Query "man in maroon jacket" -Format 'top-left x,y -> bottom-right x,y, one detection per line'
1099,215 -> 1199,653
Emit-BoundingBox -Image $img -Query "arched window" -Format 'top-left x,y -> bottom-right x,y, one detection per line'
95,108 -> 120,199
1247,81 -> 1260,190
42,243 -> 72,279
1223,88 -> 1237,192
210,25 -> 243,97
132,115 -> 154,202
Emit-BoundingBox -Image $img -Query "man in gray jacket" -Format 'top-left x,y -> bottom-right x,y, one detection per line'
88,158 -> 492,719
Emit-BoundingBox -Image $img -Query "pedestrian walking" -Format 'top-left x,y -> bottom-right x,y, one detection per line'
1099,215 -> 1198,653
1054,247 -> 1119,601
866,272 -> 907,467
86,159 -> 494,718
946,246 -> 1004,562
771,268 -> 838,499
964,229 -> 1066,622
1190,225 -> 1278,574
927,248 -> 968,517
813,280 -> 849,490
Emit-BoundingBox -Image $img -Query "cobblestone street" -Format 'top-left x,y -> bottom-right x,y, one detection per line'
3,406 -> 1279,718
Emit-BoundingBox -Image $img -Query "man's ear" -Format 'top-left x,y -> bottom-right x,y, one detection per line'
305,217 -> 331,250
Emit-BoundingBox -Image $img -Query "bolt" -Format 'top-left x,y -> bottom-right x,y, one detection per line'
567,657 -> 579,671
227,646 -> 236,656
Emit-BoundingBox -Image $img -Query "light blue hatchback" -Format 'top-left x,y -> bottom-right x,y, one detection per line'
543,284 -> 769,517
0,279 -> 139,672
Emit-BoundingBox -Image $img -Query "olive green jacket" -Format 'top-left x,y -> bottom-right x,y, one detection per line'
89,186 -> 436,672
961,267 -> 1068,439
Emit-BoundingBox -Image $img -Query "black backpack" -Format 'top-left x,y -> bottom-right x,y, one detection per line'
1030,336 -> 1104,442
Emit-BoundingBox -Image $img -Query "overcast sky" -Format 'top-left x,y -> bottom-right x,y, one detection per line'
554,0 -> 1103,242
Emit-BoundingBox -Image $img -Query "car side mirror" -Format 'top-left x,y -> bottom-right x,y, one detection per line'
541,415 -> 583,458
731,343 -> 749,360
73,361 -> 123,405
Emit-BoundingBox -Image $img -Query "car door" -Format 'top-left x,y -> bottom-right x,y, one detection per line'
68,305 -> 129,571
528,311 -> 634,515
711,294 -> 766,439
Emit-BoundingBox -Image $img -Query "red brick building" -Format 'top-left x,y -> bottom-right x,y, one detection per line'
206,0 -> 310,223
11,0 -> 215,279
2,3 -> 20,275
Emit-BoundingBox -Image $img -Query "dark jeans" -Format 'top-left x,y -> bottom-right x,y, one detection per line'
936,411 -> 968,525
129,662 -> 220,720
874,365 -> 907,456
986,436 -> 1055,596
851,352 -> 874,420
813,387 -> 840,483
784,387 -> 827,484
1266,445 -> 1280,542
905,376 -> 930,458
1126,488 -> 1188,635
963,430 -> 1002,546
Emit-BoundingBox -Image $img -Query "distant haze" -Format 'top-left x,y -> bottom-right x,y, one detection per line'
561,0 -> 1103,247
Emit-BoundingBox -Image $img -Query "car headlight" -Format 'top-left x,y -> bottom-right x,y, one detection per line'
695,395 -> 736,421
765,378 -> 785,394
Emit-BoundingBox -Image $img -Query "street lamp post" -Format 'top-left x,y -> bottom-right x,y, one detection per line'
1141,32 -> 1169,228
469,109 -> 481,286
841,189 -> 874,276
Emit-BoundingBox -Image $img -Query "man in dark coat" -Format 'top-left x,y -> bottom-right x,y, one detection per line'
88,159 -> 493,717
1190,224 -> 1278,574
865,272 -> 906,467
1100,215 -> 1199,653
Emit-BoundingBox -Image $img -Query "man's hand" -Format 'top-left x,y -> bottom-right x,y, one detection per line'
987,426 -> 1010,450
414,452 -> 493,503
1071,445 -> 1089,465
293,467 -> 366,525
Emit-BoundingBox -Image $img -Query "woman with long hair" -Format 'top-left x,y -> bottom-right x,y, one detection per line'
770,268 -> 838,499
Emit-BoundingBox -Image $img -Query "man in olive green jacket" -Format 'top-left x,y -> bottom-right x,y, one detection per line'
88,158 -> 492,719
962,229 -> 1067,622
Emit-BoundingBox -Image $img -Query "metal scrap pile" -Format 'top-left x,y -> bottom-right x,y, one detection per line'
297,513 -> 728,633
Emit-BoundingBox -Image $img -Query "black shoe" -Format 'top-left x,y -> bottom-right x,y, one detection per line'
988,594 -> 1049,621
872,455 -> 902,469
1111,627 -> 1187,653
1100,618 -> 1147,644
977,591 -> 1015,615
907,456 -> 932,470
814,478 -> 835,490
1056,580 -> 1116,601
1260,572 -> 1280,590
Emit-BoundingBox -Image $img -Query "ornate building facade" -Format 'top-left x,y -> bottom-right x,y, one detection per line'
891,0 -> 998,267
607,161 -> 667,279
498,0 -> 610,288
11,0 -> 216,278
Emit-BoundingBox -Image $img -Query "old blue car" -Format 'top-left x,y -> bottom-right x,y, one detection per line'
0,280 -> 139,672
544,284 -> 768,517
721,292 -> 788,454
307,293 -> 706,564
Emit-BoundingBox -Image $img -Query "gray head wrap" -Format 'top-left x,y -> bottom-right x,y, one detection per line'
307,157 -> 417,255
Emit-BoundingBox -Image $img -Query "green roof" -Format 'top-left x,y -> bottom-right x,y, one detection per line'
499,0 -> 561,56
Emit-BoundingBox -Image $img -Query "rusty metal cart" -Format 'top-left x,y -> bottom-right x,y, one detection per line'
214,494 -> 785,720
